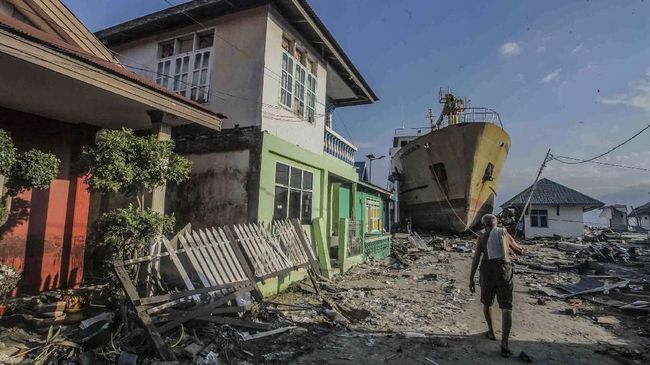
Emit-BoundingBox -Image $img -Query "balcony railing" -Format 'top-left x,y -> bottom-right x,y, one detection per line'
324,126 -> 357,165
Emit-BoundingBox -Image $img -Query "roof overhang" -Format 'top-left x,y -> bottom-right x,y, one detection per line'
96,0 -> 378,107
0,16 -> 222,131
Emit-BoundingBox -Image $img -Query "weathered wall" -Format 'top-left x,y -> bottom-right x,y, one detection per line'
166,125 -> 263,228
0,107 -> 95,294
524,204 -> 585,239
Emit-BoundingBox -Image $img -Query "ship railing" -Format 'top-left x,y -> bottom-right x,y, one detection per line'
440,107 -> 503,128
324,126 -> 357,165
394,126 -> 432,137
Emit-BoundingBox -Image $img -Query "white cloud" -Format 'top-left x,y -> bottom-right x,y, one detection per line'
600,67 -> 650,111
499,42 -> 521,57
540,68 -> 562,83
570,43 -> 583,55
536,46 -> 546,53
515,73 -> 525,82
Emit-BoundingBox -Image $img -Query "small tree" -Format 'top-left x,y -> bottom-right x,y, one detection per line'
0,129 -> 60,225
80,128 -> 191,262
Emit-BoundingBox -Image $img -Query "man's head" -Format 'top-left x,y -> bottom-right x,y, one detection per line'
481,214 -> 498,228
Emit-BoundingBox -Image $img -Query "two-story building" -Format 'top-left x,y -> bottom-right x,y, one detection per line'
0,0 -> 222,294
96,0 -> 378,278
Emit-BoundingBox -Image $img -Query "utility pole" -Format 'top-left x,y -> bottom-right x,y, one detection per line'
515,149 -> 552,237
366,154 -> 385,183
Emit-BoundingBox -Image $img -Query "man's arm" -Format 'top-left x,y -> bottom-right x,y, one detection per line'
469,237 -> 483,293
506,233 -> 524,255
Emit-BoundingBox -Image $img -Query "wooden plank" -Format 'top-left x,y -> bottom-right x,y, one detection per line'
234,224 -> 266,275
157,286 -> 253,333
222,226 -> 264,301
161,236 -> 200,302
241,223 -> 273,273
277,221 -> 305,264
257,223 -> 292,268
194,316 -> 272,330
200,228 -> 235,285
113,260 -> 176,361
290,219 -> 321,275
139,280 -> 248,306
188,231 -> 220,286
249,223 -> 286,271
178,233 -> 211,289
212,228 -> 246,282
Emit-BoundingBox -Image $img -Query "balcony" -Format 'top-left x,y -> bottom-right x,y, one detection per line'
324,126 -> 357,165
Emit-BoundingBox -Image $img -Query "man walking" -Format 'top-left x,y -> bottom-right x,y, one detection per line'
469,214 -> 523,357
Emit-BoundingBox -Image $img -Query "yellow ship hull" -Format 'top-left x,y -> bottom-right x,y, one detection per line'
392,122 -> 510,232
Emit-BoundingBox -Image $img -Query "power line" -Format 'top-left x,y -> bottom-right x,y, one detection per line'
514,149 -> 552,237
552,123 -> 650,164
551,154 -> 650,172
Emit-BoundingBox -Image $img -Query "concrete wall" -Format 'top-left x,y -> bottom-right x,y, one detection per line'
524,204 -> 585,239
0,107 -> 95,294
166,125 -> 263,229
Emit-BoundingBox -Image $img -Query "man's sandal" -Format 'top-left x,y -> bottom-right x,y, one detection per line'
501,346 -> 512,358
485,331 -> 496,341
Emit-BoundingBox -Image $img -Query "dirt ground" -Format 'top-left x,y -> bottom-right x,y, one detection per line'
260,245 -> 649,365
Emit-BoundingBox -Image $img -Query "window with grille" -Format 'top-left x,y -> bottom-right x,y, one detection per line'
365,199 -> 382,233
280,47 -> 317,121
154,30 -> 214,103
530,209 -> 548,227
273,163 -> 313,222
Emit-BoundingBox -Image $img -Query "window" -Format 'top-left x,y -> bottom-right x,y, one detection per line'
155,30 -> 214,103
273,163 -> 313,221
279,40 -> 317,121
280,53 -> 294,108
365,199 -> 382,233
431,163 -> 447,182
530,209 -> 548,227
306,74 -> 316,123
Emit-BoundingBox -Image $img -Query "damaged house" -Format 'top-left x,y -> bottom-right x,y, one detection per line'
0,0 -> 222,294
599,204 -> 629,230
501,178 -> 604,239
634,201 -> 650,229
96,0 -> 384,287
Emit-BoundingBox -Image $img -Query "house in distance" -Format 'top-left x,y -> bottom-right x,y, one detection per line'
501,178 -> 604,239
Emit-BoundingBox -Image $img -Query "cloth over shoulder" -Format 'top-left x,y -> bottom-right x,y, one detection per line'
486,227 -> 507,260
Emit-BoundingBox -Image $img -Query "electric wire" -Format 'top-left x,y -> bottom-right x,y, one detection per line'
550,154 -> 650,172
551,123 -> 650,165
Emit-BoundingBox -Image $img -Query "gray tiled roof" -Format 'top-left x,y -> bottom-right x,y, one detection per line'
501,178 -> 604,209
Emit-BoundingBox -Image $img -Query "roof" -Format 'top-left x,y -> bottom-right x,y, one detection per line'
0,12 -> 223,122
358,180 -> 392,197
95,0 -> 378,106
634,202 -> 650,215
501,178 -> 604,210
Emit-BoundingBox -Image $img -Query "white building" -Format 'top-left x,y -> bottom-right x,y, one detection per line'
634,202 -> 650,229
599,204 -> 628,230
501,178 -> 604,239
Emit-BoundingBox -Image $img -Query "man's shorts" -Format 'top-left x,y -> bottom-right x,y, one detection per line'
479,259 -> 513,310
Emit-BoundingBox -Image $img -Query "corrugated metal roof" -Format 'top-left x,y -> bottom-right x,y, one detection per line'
501,178 -> 604,209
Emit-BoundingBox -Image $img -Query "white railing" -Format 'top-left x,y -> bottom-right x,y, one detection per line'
324,126 -> 357,165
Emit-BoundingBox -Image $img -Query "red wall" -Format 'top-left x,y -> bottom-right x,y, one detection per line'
0,107 -> 97,295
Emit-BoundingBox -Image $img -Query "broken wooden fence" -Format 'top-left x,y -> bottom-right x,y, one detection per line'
113,219 -> 319,360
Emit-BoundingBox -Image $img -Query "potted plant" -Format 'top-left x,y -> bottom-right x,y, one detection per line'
0,264 -> 21,316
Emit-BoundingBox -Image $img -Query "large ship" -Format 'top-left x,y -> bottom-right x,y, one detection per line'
389,88 -> 510,232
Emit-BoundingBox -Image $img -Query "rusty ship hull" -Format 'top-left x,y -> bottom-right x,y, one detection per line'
392,122 -> 510,232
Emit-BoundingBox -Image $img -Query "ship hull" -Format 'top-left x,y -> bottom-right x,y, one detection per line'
392,122 -> 510,232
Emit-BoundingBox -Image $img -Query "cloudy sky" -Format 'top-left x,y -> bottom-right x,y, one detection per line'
65,0 -> 650,210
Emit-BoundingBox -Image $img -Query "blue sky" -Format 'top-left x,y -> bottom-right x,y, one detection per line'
65,0 -> 650,211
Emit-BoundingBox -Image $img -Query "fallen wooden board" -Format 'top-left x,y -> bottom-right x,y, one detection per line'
240,326 -> 296,341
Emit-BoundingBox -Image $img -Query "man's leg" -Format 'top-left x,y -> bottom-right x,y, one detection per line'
483,305 -> 496,340
501,309 -> 512,352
